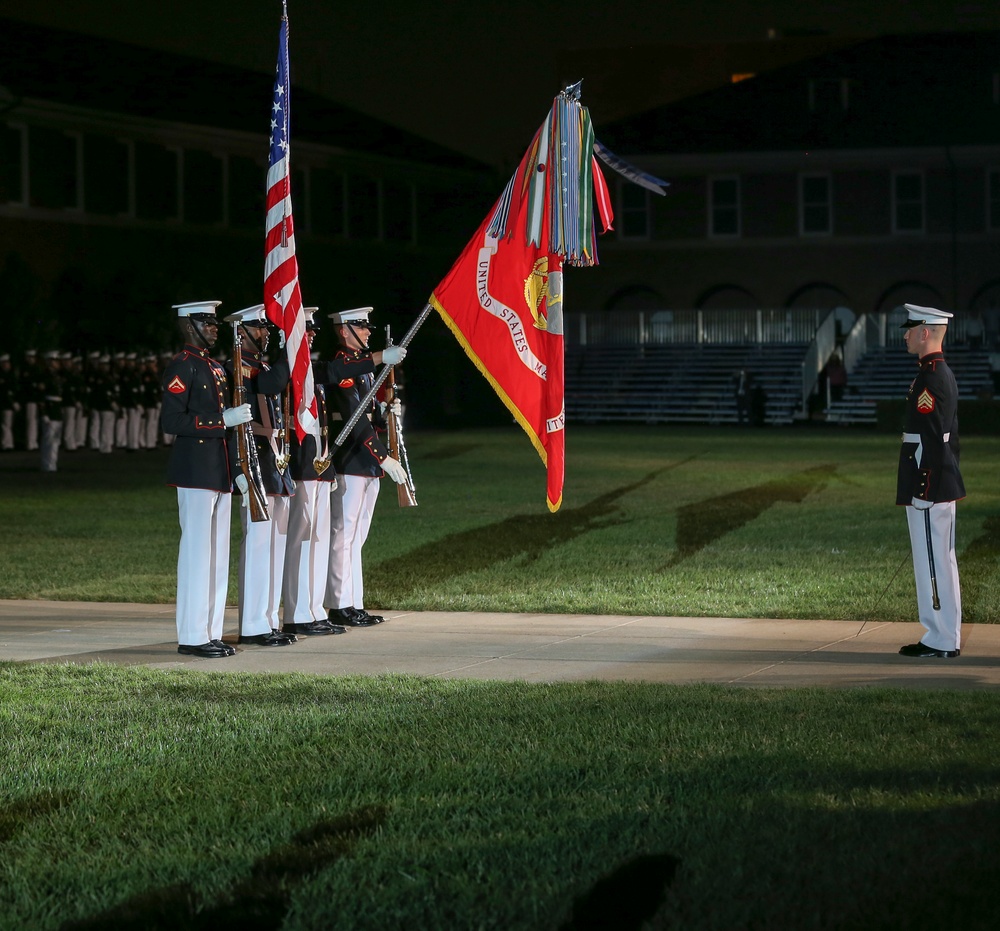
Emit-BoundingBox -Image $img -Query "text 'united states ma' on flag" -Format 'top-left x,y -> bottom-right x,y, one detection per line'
263,12 -> 316,442
429,85 -> 664,512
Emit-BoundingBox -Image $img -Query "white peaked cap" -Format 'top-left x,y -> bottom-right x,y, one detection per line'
328,306 -> 373,324
173,300 -> 222,317
223,304 -> 268,324
900,303 -> 953,328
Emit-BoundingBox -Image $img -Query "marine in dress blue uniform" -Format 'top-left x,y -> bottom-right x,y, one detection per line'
224,304 -> 297,647
38,350 -> 64,472
161,300 -> 252,659
896,304 -> 965,658
0,354 -> 16,451
324,307 -> 407,627
283,309 -> 370,635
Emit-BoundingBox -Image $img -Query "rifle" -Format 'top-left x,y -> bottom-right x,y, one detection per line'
230,324 -> 271,522
384,325 -> 417,507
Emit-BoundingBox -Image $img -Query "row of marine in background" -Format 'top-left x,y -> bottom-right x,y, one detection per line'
1,347 -> 175,470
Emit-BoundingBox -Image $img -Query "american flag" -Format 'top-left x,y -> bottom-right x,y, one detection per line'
264,12 -> 316,442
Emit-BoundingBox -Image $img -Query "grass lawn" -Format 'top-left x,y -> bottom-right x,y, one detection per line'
1,425 -> 998,622
3,665 -> 1000,930
1,426 -> 999,929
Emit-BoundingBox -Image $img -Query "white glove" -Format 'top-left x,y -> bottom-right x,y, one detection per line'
223,404 -> 252,427
278,329 -> 286,349
234,473 -> 249,506
379,398 -> 402,418
381,455 -> 407,484
382,345 -> 407,366
911,496 -> 933,510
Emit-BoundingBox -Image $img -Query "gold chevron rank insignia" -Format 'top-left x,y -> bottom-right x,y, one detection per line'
916,389 -> 935,413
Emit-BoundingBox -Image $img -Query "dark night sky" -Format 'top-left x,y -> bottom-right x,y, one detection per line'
1,1 -> 999,166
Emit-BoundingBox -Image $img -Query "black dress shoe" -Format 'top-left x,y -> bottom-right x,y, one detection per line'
238,631 -> 294,646
279,628 -> 298,643
353,608 -> 385,624
211,639 -> 236,656
899,642 -> 960,658
285,620 -> 348,636
178,642 -> 230,658
328,607 -> 378,627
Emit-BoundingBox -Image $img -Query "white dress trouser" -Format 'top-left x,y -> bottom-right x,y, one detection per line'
62,407 -> 77,450
126,407 -> 142,449
326,474 -> 379,611
1,409 -> 13,449
40,418 -> 62,472
144,408 -> 160,449
237,495 -> 290,636
176,488 -> 232,646
283,479 -> 332,623
906,502 -> 962,652
25,401 -> 38,450
75,407 -> 87,449
98,411 -> 116,454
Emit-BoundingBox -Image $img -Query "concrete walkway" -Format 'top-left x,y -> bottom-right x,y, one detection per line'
2,599 -> 999,690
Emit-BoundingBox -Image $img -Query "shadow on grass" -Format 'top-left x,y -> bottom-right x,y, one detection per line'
373,458 -> 697,595
668,463 -> 836,564
59,804 -> 388,931
560,852 -> 680,930
0,791 -> 76,843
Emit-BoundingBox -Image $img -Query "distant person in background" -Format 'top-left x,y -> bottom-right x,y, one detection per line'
0,354 -> 16,451
825,353 -> 848,402
21,349 -> 41,451
732,368 -> 753,425
896,304 -> 965,660
38,350 -> 64,472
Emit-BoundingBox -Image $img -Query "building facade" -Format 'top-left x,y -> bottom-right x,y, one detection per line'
585,32 -> 1000,347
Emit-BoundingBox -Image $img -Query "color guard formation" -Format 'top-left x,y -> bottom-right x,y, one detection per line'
161,300 -> 408,658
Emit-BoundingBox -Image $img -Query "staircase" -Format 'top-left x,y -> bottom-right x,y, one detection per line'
565,343 -> 809,425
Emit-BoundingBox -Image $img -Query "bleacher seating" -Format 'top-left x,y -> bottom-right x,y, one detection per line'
825,346 -> 994,424
565,343 -> 809,425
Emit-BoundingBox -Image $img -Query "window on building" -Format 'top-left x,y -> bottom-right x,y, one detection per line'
183,150 -> 224,225
800,173 -> 831,235
229,155 -> 265,229
709,176 -> 740,237
893,171 -> 924,233
619,182 -> 650,239
310,168 -> 345,236
989,169 -> 1000,231
348,175 -> 380,240
28,126 -> 78,210
83,134 -> 129,216
383,180 -> 413,242
0,123 -> 23,203
135,141 -> 178,221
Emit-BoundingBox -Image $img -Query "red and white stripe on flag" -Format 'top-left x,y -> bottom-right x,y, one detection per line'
263,15 -> 316,442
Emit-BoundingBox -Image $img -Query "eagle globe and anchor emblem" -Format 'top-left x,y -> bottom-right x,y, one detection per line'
523,256 -> 564,334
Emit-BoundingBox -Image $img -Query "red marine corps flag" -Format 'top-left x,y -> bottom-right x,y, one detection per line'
430,85 -> 664,511
263,5 -> 316,442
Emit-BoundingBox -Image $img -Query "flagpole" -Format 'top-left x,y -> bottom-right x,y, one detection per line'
332,303 -> 433,448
